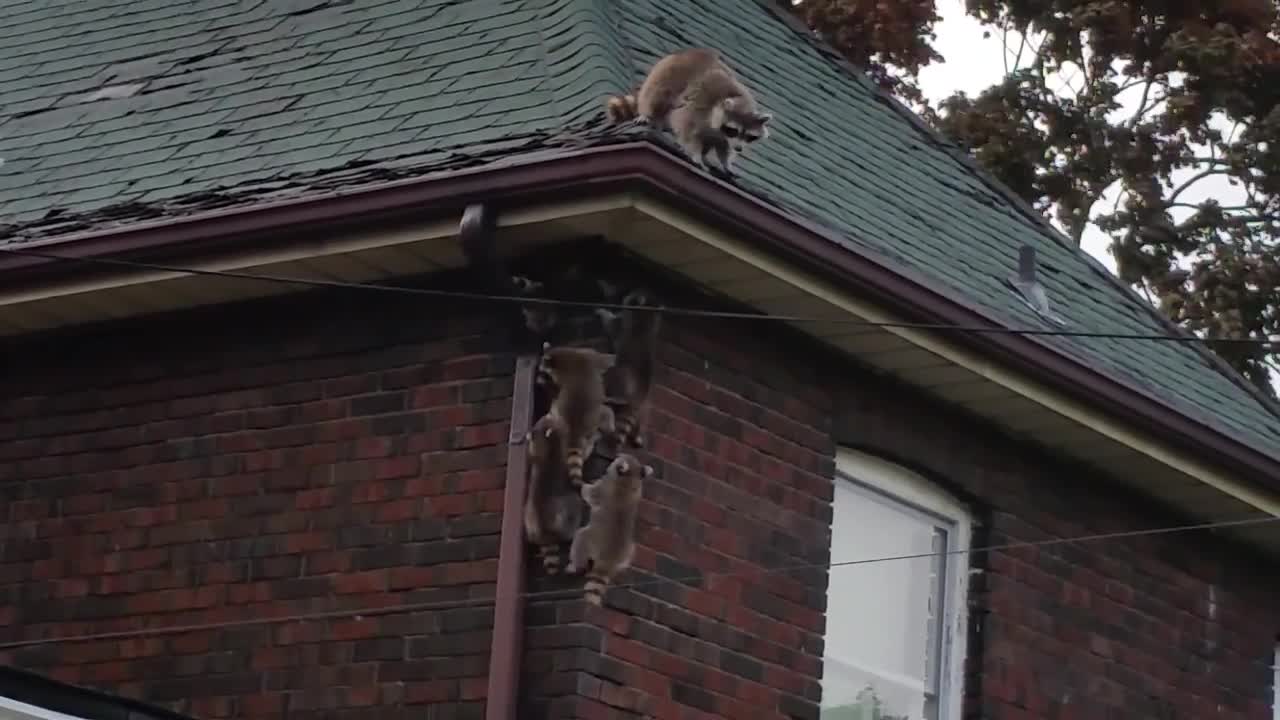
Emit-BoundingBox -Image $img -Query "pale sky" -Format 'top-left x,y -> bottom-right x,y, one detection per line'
915,0 -> 1246,277
913,0 -> 1273,385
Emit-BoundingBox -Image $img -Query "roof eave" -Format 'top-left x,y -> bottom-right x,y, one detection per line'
4,141 -> 1280,495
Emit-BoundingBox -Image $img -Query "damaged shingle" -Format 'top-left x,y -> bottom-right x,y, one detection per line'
285,0 -> 355,17
81,83 -> 146,102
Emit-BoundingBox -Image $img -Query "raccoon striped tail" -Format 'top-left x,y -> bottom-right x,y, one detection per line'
566,446 -> 586,487
537,544 -> 564,575
535,347 -> 554,389
606,94 -> 638,123
583,572 -> 609,605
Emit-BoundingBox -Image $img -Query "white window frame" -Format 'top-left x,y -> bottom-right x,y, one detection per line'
823,448 -> 973,720
1272,642 -> 1279,720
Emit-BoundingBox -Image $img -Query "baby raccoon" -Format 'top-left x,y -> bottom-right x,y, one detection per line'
597,289 -> 662,448
607,48 -> 772,176
565,453 -> 652,605
540,343 -> 617,487
523,412 -> 580,574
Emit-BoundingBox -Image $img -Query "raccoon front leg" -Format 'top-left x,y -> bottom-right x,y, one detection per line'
597,404 -> 618,444
683,136 -> 707,169
565,525 -> 593,575
613,404 -> 644,448
595,308 -> 621,339
711,141 -> 737,177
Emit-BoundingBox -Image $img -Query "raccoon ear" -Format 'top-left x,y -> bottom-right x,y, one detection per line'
642,465 -> 654,478
616,458 -> 631,474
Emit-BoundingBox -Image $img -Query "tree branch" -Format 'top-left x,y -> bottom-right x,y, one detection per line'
1169,168 -> 1232,203
1126,77 -> 1155,129
1175,213 -> 1278,233
1002,23 -> 1010,75
1168,202 -> 1260,213
1116,76 -> 1149,93
1224,119 -> 1242,145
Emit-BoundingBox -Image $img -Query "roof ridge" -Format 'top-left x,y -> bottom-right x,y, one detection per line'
748,0 -> 1280,422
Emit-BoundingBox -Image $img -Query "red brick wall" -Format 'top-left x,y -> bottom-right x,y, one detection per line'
0,290 -> 516,720
521,303 -> 1280,720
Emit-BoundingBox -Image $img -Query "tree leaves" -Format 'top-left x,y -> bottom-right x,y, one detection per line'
783,0 -> 1280,396
786,0 -> 944,104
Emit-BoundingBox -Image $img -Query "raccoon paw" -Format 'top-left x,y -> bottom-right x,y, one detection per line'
632,115 -> 652,127
707,163 -> 734,180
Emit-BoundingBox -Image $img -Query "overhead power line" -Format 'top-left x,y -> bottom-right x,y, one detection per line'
2,244 -> 1280,348
0,513 -> 1275,651
0,245 -> 1277,348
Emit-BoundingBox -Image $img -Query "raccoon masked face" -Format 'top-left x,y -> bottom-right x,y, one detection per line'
719,100 -> 771,155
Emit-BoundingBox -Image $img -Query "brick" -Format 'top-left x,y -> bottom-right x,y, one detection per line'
350,392 -> 406,416
334,570 -> 389,595
373,455 -> 420,480
404,680 -> 459,704
353,637 -> 404,662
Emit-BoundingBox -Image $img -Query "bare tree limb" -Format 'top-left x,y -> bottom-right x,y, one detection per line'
1168,202 -> 1260,213
1175,213 -> 1277,233
1127,77 -> 1157,129
1169,168 -> 1232,203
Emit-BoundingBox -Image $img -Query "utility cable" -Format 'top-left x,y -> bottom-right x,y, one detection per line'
0,513 -> 1275,650
0,245 -> 1278,348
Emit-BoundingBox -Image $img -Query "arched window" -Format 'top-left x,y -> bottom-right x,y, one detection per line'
820,449 -> 973,720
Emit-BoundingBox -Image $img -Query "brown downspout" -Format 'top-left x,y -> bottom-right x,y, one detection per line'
484,346 -> 537,717
458,199 -> 535,720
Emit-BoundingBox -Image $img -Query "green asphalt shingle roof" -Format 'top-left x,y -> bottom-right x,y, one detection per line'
3,0 -> 1280,462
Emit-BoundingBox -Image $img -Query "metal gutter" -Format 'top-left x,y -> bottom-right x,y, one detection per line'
6,142 -> 1280,498
485,353 -> 537,720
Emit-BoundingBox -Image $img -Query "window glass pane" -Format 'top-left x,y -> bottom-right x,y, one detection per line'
821,479 -> 952,720
1272,643 -> 1278,720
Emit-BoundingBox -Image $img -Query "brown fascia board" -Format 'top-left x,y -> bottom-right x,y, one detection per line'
4,141 -> 1280,497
